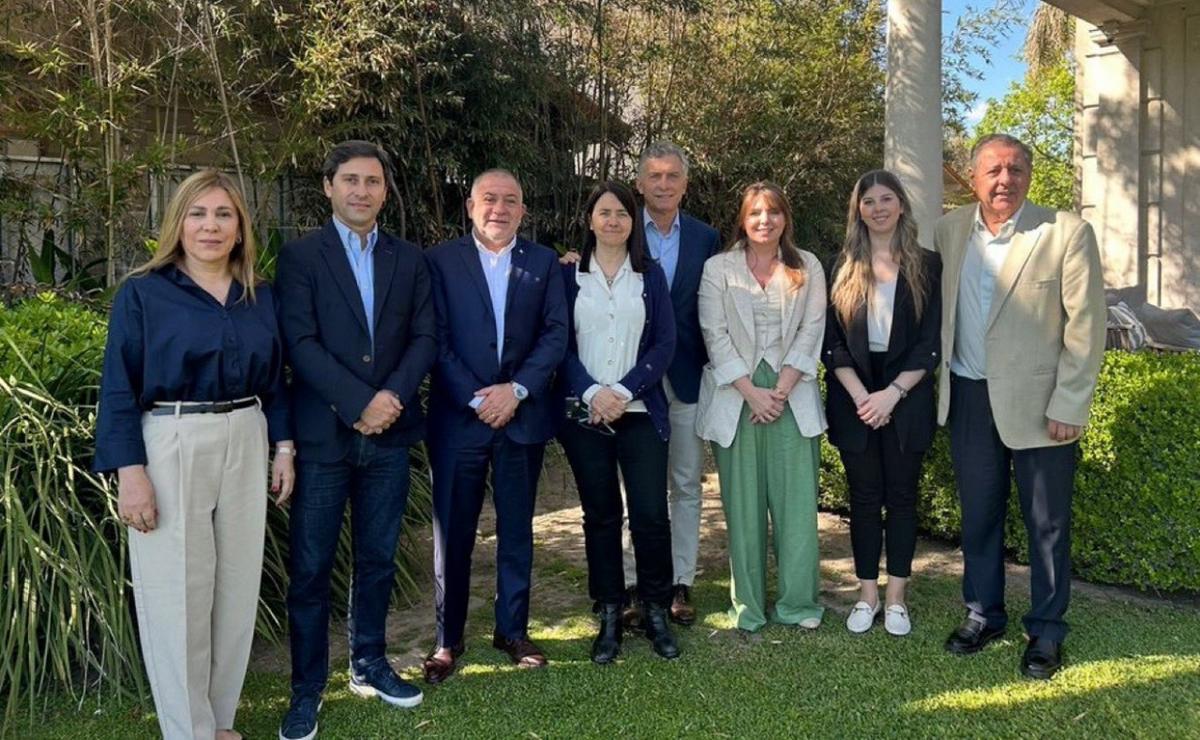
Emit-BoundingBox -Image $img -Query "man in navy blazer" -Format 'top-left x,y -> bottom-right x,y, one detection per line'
275,141 -> 436,739
628,142 -> 720,626
421,169 -> 568,683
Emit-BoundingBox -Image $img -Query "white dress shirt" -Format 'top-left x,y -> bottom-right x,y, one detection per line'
574,254 -> 647,412
951,203 -> 1027,379
470,234 -> 521,410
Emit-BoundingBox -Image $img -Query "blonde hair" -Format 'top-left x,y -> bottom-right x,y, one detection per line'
830,169 -> 928,326
725,181 -> 806,289
129,169 -> 260,302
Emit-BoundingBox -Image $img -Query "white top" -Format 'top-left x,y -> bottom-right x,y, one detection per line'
867,278 -> 897,352
747,262 -> 788,372
574,255 -> 647,413
951,204 -> 1026,379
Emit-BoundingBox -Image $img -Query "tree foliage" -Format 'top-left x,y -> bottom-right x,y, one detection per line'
974,58 -> 1075,210
2,0 -> 887,282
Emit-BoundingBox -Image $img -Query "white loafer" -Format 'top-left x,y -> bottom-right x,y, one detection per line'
884,604 -> 912,636
845,601 -> 881,634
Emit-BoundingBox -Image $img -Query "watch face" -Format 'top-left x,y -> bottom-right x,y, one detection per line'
513,384 -> 528,400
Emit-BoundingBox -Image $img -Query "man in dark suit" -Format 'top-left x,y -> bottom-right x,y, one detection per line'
421,169 -> 568,683
626,142 -> 720,626
275,140 -> 437,740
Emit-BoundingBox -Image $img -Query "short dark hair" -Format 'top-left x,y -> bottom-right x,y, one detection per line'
970,133 -> 1035,171
580,181 -> 649,274
321,140 -> 398,194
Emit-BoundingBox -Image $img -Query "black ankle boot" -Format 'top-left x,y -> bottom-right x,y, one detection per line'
591,603 -> 623,664
642,602 -> 681,659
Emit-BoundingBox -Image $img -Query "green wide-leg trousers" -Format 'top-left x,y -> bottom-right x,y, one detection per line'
712,362 -> 824,632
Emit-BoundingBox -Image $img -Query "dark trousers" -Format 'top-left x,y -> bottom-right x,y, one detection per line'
558,413 -> 672,607
949,374 -> 1077,642
430,432 -> 545,648
838,352 -> 924,580
287,435 -> 411,697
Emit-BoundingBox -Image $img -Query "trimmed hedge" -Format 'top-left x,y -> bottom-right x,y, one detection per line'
819,351 -> 1200,593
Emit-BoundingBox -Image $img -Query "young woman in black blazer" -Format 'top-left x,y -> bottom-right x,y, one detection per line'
823,170 -> 942,636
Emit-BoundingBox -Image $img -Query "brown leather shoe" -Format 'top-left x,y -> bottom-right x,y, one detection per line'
492,634 -> 547,668
422,643 -> 464,685
669,584 -> 696,626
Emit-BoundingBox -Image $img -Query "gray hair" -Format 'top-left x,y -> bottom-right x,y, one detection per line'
470,168 -> 523,198
638,141 -> 690,177
970,133 -> 1034,171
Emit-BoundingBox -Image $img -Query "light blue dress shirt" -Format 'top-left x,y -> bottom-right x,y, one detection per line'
643,208 -> 681,288
332,216 -> 379,347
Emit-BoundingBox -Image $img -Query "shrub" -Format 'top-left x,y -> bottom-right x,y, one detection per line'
0,294 -> 432,724
819,351 -> 1200,593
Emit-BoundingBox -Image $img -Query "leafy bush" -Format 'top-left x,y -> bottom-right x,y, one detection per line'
819,351 -> 1200,593
0,294 -> 432,725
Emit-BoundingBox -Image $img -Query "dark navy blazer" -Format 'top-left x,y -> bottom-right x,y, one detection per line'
274,220 -> 437,463
557,260 -> 676,441
425,235 -> 568,448
666,212 -> 721,404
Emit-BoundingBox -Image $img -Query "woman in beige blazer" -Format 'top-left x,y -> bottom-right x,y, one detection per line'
696,181 -> 827,633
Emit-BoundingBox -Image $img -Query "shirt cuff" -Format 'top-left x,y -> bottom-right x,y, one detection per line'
582,384 -> 602,405
611,383 -> 633,401
469,396 -> 483,410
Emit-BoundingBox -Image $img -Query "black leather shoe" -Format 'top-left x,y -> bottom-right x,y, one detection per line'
944,618 -> 1006,655
643,602 -> 681,659
591,603 -> 623,665
1021,637 -> 1063,680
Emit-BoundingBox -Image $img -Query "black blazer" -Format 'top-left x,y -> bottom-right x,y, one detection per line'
275,220 -> 438,463
822,249 -> 943,454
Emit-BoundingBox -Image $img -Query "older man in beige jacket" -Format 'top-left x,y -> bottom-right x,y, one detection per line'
934,134 -> 1105,680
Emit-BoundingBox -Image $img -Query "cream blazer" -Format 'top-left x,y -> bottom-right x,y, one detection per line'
695,248 -> 828,448
934,202 -> 1106,449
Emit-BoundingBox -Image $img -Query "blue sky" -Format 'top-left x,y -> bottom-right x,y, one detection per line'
943,0 -> 1039,129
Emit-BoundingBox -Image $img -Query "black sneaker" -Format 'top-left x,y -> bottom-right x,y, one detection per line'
279,694 -> 321,740
349,660 -> 424,708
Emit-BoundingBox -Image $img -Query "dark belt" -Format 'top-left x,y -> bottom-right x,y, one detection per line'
149,397 -> 259,416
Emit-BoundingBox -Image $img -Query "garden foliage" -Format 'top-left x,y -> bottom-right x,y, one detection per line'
0,294 -> 431,723
820,351 -> 1200,592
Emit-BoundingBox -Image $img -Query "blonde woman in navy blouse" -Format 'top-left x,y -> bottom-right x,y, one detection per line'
95,169 -> 293,740
557,181 -> 679,664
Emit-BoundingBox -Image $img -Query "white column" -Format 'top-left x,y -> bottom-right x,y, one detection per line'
885,0 -> 943,248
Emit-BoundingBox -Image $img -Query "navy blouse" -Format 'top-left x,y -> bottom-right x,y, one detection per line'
93,264 -> 291,473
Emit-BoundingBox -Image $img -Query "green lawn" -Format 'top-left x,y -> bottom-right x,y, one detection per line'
21,553 -> 1200,739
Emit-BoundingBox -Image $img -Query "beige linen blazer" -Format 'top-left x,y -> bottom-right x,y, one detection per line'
934,202 -> 1106,450
695,248 -> 828,448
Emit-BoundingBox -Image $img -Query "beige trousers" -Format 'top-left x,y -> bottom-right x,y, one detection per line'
129,406 -> 268,740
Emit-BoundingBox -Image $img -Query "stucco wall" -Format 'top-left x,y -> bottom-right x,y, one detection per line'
1077,0 -> 1200,312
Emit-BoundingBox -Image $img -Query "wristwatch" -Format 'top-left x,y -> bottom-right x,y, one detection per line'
511,382 -> 529,401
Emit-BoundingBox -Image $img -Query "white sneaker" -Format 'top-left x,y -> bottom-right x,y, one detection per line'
884,604 -> 912,636
798,617 -> 822,630
845,601 -> 881,633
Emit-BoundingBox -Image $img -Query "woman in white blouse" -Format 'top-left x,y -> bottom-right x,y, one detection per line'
696,181 -> 827,633
557,181 -> 679,663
